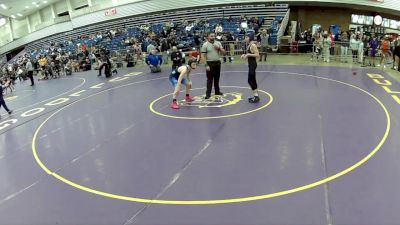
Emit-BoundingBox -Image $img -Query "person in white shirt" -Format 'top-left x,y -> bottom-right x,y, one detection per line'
25,59 -> 34,86
215,24 -> 223,34
349,34 -> 361,63
322,32 -> 332,63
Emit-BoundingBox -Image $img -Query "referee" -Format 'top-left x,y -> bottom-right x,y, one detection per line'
201,32 -> 225,99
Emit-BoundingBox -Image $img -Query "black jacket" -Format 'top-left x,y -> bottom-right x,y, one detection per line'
0,85 -> 4,100
171,52 -> 183,65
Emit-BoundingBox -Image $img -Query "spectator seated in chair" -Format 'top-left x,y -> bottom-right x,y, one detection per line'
64,60 -> 73,75
82,57 -> 92,71
72,60 -> 80,72
98,54 -> 112,77
126,52 -> 135,67
146,49 -> 162,73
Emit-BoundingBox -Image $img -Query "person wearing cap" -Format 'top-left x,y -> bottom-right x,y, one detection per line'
201,32 -> 225,99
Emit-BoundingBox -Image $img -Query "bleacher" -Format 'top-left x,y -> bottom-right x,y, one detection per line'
26,4 -> 289,55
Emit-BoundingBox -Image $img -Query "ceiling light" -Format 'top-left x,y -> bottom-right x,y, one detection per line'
25,6 -> 29,9
10,15 -> 16,19
43,0 -> 47,3
0,4 -> 7,9
35,4 -> 39,7
17,13 -> 23,17
32,2 -> 37,4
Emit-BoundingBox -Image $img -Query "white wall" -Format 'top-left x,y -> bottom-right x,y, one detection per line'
29,13 -> 41,32
55,0 -> 69,15
1,21 -> 73,53
11,19 -> 29,39
0,21 -> 12,46
40,6 -> 54,22
92,0 -> 111,5
71,0 -> 89,9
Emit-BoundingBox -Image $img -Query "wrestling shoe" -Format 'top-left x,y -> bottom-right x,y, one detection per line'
171,101 -> 180,109
248,96 -> 260,103
185,96 -> 195,102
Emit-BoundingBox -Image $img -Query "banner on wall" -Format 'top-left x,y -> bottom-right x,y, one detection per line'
105,8 -> 117,17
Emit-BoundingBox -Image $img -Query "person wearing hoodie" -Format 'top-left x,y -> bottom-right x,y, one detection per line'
146,49 -> 162,73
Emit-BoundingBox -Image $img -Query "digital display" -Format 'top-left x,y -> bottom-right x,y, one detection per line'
352,14 -> 400,30
351,14 -> 373,25
365,16 -> 373,25
390,20 -> 398,29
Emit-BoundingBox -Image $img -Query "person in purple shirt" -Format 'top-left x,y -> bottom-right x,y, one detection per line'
369,33 -> 379,67
0,82 -> 13,120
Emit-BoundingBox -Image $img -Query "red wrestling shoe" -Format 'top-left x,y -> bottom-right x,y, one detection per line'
171,101 -> 180,109
185,96 -> 195,102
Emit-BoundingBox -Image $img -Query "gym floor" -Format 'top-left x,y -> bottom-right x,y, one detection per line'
1,59 -> 400,225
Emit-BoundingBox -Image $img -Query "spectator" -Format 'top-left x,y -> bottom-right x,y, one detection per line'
379,36 -> 391,68
146,49 -> 162,73
259,29 -> 269,62
322,32 -> 332,63
215,24 -> 223,34
339,31 -> 349,63
350,34 -> 360,63
147,42 -> 156,54
189,47 -> 201,62
160,38 -> 170,64
171,46 -> 183,69
25,59 -> 34,86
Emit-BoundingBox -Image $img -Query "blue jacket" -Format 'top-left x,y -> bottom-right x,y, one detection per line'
146,54 -> 162,66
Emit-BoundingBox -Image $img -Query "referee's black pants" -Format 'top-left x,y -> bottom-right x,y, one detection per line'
206,61 -> 221,97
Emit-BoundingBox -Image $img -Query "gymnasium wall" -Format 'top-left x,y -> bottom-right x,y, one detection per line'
0,21 -> 12,46
11,18 -> 29,39
54,1 -> 69,15
29,12 -> 42,32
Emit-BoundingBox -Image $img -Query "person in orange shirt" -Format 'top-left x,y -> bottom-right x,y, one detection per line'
189,47 -> 200,62
379,36 -> 391,68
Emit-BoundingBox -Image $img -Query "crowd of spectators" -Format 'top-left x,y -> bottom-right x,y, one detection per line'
294,28 -> 400,71
0,15 -> 267,87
